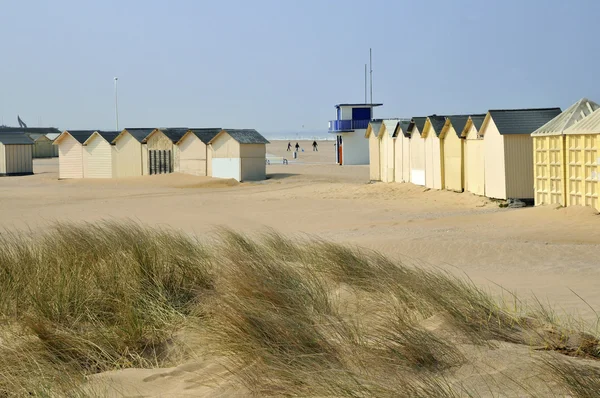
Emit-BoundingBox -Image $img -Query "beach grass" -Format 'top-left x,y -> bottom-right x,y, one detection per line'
0,222 -> 597,396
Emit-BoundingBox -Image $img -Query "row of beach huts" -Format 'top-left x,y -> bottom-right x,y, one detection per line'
366,98 -> 600,211
0,127 -> 270,182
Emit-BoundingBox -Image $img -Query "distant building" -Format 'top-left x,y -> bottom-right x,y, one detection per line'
328,103 -> 382,165
0,127 -> 61,158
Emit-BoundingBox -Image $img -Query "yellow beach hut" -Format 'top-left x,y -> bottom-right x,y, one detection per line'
439,115 -> 471,192
408,117 -> 427,186
366,121 -> 383,181
111,128 -> 153,178
177,128 -> 222,177
378,120 -> 400,183
422,115 -> 445,190
142,128 -> 188,175
82,131 -> 120,179
393,120 -> 412,183
462,115 -> 487,196
564,107 -> 600,211
481,108 -> 561,200
532,99 -> 599,207
53,130 -> 95,179
208,129 -> 269,182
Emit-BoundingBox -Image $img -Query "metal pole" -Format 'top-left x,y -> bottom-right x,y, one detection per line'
114,77 -> 119,131
369,48 -> 373,105
364,64 -> 367,103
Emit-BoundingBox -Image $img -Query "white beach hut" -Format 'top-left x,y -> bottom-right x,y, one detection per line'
53,130 -> 95,179
208,129 -> 270,182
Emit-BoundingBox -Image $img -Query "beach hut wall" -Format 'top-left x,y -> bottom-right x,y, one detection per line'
208,129 -> 269,182
462,115 -> 486,196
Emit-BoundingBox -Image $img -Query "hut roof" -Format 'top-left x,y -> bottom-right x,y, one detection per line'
60,130 -> 96,144
470,115 -> 486,131
532,98 -> 600,136
185,128 -> 222,144
118,128 -> 155,143
366,120 -> 383,138
382,120 -> 400,138
426,115 -> 447,137
84,131 -> 121,145
565,108 -> 600,135
488,108 -> 562,135
408,117 -> 427,135
0,133 -> 34,145
210,129 -> 269,145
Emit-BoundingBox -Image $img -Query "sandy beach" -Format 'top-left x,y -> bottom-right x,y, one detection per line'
1,140 -> 599,397
1,140 -> 598,319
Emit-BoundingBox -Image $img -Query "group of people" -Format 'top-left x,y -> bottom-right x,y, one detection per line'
287,141 -> 318,152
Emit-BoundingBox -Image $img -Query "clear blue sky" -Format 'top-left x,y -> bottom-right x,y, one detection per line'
1,0 -> 598,133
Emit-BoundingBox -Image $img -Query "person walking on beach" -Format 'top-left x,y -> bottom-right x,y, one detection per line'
295,142 -> 300,152
287,142 -> 292,151
312,141 -> 318,151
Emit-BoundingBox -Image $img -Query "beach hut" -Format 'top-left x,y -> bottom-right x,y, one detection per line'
408,117 -> 427,186
177,128 -> 222,176
378,120 -> 400,183
111,128 -> 153,178
462,115 -> 487,196
564,107 -> 600,211
440,115 -> 482,192
422,115 -> 445,190
53,130 -> 95,179
27,134 -> 55,158
366,121 -> 382,181
208,129 -> 269,182
481,108 -> 561,200
0,133 -> 34,176
393,120 -> 412,183
532,99 -> 599,207
82,131 -> 120,178
142,128 -> 188,175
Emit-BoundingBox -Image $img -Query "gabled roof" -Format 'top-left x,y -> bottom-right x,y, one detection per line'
381,120 -> 400,139
182,128 -> 222,144
366,120 -> 383,138
83,130 -> 121,145
26,133 -> 48,142
445,114 -> 486,137
116,128 -> 155,143
142,128 -> 189,143
426,115 -> 447,137
55,130 -> 96,145
565,108 -> 600,135
397,120 -> 412,137
407,117 -> 427,135
470,115 -> 486,131
488,107 -> 562,135
209,129 -> 270,145
532,98 -> 600,136
0,133 -> 34,145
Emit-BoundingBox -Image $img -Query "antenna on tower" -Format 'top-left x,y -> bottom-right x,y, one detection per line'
364,64 -> 367,103
369,48 -> 373,105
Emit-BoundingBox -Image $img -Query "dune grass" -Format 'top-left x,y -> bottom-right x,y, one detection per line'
0,222 -> 597,397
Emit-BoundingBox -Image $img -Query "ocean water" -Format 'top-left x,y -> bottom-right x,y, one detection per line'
262,132 -> 335,141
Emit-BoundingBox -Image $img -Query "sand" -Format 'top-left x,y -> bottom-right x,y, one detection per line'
1,139 -> 599,396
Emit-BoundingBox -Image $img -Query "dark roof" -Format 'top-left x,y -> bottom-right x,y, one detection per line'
156,128 -> 189,143
218,129 -> 270,144
187,128 -> 222,144
64,130 -> 96,144
93,130 -> 121,144
488,108 -> 562,135
0,132 -> 34,145
335,103 -> 383,108
399,120 -> 412,137
408,117 -> 427,134
427,115 -> 447,136
0,127 -> 61,135
122,128 -> 155,142
470,115 -> 486,131
445,115 -> 470,136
